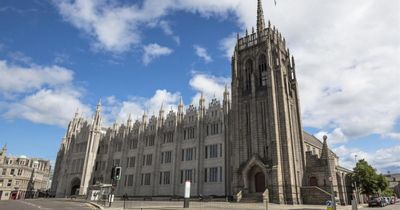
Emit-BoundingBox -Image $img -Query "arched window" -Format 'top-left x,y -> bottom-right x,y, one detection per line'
309,176 -> 318,186
245,59 -> 253,91
258,54 -> 267,86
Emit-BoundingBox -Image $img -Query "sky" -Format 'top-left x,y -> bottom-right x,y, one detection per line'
0,0 -> 399,173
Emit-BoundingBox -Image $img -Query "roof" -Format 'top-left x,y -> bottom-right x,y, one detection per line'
303,131 -> 323,148
303,131 -> 338,158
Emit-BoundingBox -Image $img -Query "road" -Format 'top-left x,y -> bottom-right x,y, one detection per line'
366,202 -> 400,210
0,199 -> 98,210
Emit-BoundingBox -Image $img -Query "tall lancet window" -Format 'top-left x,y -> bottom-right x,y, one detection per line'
245,59 -> 253,91
259,54 -> 267,86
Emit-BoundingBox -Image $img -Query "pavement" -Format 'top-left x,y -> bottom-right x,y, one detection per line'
0,199 -> 399,210
0,198 -> 99,210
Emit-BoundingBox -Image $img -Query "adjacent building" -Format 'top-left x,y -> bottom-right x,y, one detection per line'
384,173 -> 400,198
0,145 -> 51,200
52,0 -> 354,205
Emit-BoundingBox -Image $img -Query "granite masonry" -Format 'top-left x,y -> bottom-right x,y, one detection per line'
51,0 -> 354,205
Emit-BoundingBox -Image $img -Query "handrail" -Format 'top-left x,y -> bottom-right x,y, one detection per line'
302,186 -> 331,196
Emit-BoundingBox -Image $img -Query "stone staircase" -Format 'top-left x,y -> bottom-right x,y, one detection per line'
239,193 -> 263,203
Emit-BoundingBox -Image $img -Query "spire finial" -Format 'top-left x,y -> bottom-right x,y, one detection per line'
179,97 -> 184,105
257,0 -> 266,33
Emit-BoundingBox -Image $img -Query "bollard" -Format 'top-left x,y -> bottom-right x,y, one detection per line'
351,199 -> 358,210
263,189 -> 269,210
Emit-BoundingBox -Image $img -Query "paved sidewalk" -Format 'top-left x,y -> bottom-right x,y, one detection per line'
102,200 -> 366,210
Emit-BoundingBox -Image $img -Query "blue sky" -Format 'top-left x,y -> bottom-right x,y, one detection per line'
0,0 -> 399,173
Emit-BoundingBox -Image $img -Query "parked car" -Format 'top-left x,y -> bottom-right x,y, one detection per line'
384,197 -> 390,205
368,196 -> 385,207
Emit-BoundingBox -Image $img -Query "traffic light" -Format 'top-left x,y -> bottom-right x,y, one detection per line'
115,167 -> 122,181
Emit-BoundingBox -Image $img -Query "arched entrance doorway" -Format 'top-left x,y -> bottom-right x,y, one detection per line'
70,177 -> 81,196
255,172 -> 265,192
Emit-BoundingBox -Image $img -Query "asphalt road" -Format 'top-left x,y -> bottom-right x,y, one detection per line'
367,202 -> 400,210
0,199 -> 98,210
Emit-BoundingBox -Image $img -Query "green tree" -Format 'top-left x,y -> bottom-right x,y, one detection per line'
352,159 -> 389,197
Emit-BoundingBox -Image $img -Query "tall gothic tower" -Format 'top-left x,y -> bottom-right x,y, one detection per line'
229,0 -> 305,204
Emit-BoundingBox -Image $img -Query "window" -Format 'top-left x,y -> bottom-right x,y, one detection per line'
2,169 -> 6,175
0,179 -> 3,187
141,173 -> 151,185
163,132 -> 174,143
181,148 -> 196,161
113,159 -> 120,167
184,127 -> 195,140
259,54 -> 267,86
180,169 -> 195,183
7,179 -> 12,187
205,144 -> 219,159
146,136 -> 155,147
143,154 -> 152,166
208,123 -> 220,135
10,169 -> 15,175
129,139 -> 138,149
126,157 -> 135,168
245,59 -> 253,91
17,169 -> 23,176
209,167 -> 218,182
161,151 -> 172,164
159,171 -> 171,185
127,175 -> 134,187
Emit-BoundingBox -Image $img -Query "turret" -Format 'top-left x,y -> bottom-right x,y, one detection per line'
223,85 -> 230,114
177,97 -> 184,122
127,113 -> 133,129
257,0 -> 266,34
92,99 -> 102,131
320,135 -> 329,161
158,103 -> 165,126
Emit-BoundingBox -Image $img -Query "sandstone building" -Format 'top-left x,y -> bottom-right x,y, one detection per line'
52,0 -> 353,204
0,145 -> 51,200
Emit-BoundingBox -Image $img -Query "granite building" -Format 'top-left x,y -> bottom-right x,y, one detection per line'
52,0 -> 353,204
0,145 -> 51,200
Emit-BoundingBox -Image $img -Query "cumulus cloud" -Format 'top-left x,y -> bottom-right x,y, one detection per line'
193,45 -> 212,63
0,60 -> 74,95
219,33 -> 237,59
0,58 -> 90,126
333,145 -> 400,173
189,73 -> 230,105
101,89 -> 181,125
50,0 -> 400,157
4,89 -> 90,126
142,43 -> 173,65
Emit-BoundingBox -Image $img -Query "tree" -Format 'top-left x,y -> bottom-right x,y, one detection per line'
352,159 -> 390,197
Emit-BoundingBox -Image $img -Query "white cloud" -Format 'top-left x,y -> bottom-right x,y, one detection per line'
142,43 -> 173,65
4,89 -> 90,127
193,45 -> 212,63
189,73 -> 230,105
314,128 -> 347,145
53,0 -> 400,141
219,33 -> 237,59
333,145 -> 400,173
0,60 -> 73,95
0,58 -> 90,127
101,89 -> 181,125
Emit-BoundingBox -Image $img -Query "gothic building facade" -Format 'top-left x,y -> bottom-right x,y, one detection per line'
52,0 -> 353,205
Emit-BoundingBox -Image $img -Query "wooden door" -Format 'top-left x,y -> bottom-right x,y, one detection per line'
255,172 -> 265,193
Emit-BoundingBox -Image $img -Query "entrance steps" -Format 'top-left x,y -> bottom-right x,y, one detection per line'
239,193 -> 263,203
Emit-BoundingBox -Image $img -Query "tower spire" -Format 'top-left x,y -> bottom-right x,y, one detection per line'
257,0 -> 266,33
